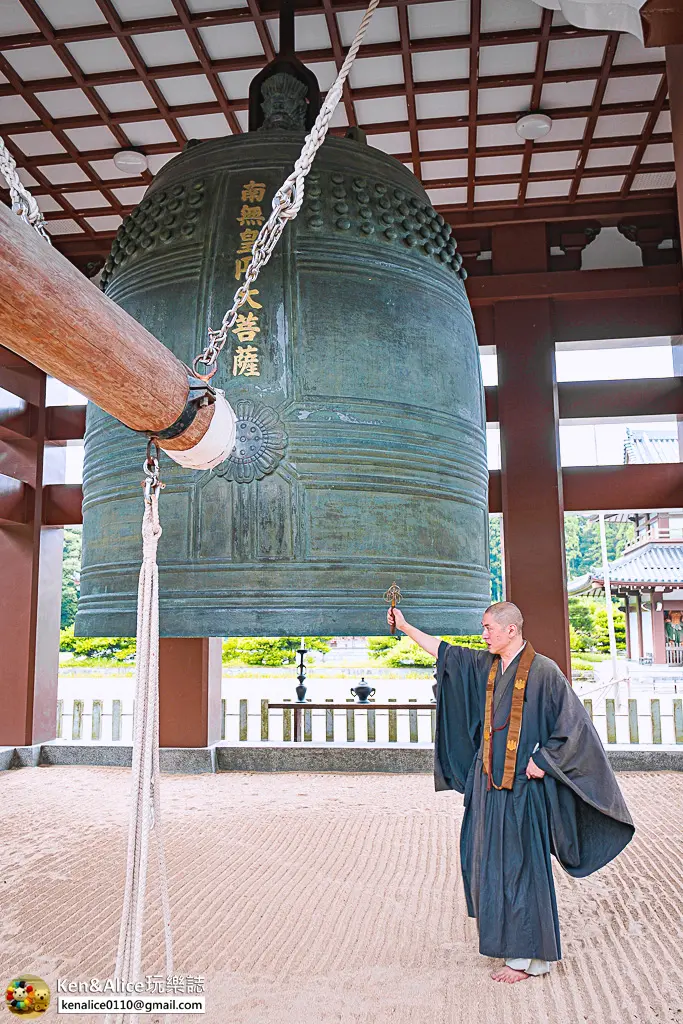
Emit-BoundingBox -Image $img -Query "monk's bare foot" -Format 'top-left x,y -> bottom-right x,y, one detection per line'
490,966 -> 531,984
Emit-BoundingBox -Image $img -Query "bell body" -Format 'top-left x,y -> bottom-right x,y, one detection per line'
76,132 -> 489,638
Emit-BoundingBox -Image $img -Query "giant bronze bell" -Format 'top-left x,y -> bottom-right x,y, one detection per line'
76,69 -> 489,638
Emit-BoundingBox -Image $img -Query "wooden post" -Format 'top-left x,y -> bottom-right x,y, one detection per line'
72,699 -> 83,741
261,699 -> 269,741
158,638 -> 222,748
651,698 -> 662,744
221,698 -> 227,741
409,698 -> 418,743
112,700 -> 122,742
583,698 -> 593,721
636,592 -> 644,660
92,699 -> 102,741
55,699 -> 63,739
282,700 -> 292,742
294,705 -> 303,742
605,699 -> 617,744
388,697 -> 397,742
304,704 -> 312,742
0,203 -> 214,452
494,224 -> 571,677
346,699 -> 355,742
367,706 -> 376,743
628,698 -> 639,744
325,698 -> 334,742
0,359 -> 61,747
674,699 -> 683,744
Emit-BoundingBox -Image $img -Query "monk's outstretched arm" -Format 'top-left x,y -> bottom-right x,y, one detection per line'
386,607 -> 441,657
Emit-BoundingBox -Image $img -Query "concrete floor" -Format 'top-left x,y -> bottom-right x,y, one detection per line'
1,767 -> 682,1024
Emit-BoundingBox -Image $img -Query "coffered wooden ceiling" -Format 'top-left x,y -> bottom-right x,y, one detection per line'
0,0 -> 675,250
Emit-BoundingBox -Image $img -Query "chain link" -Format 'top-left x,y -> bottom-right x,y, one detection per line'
0,135 -> 51,241
192,0 -> 380,381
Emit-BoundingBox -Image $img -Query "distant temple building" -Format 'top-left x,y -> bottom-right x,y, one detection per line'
569,429 -> 683,666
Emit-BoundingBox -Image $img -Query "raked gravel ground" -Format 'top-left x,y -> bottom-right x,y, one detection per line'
1,767 -> 682,1024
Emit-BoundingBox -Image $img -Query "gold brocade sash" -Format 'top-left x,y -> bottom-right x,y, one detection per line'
482,643 -> 536,791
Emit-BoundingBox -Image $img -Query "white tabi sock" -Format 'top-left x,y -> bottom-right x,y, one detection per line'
505,958 -> 551,976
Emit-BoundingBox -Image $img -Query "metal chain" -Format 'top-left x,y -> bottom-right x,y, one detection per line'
0,134 -> 50,241
192,0 -> 380,381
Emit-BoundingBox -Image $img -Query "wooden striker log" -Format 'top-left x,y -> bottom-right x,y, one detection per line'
0,202 -> 213,451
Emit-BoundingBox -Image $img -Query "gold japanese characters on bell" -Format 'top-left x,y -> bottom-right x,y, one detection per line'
232,179 -> 267,378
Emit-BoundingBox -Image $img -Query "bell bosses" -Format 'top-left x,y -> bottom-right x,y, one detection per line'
387,601 -> 634,984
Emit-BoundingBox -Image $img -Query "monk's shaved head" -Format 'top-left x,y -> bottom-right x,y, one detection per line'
484,601 -> 524,634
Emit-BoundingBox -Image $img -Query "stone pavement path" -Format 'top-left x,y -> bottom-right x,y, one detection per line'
1,768 -> 682,1024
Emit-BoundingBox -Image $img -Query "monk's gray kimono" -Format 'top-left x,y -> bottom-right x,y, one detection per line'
434,642 -> 634,962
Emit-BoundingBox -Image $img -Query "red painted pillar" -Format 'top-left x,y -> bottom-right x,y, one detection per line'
636,591 -> 645,661
667,45 -> 683,242
0,349 -> 61,747
158,637 -> 223,748
624,593 -> 632,660
493,225 -> 571,677
652,596 -> 667,665
667,46 -> 683,456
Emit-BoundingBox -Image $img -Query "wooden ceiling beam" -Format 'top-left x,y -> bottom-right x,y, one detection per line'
518,8 -> 552,207
445,194 -> 677,227
0,16 -> 611,53
466,0 -> 481,209
0,28 -> 637,97
92,0 -> 187,147
321,0 -> 357,128
245,0 -> 276,63
1,60 -> 666,135
620,72 -> 670,196
0,52 -> 106,237
568,33 -> 619,202
14,0 -> 147,186
169,0 -> 243,136
424,159 -> 675,191
398,5 -> 421,179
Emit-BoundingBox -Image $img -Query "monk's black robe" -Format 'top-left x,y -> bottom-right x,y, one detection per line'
434,642 -> 634,962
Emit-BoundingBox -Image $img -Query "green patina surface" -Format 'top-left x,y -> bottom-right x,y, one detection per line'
76,129 -> 489,638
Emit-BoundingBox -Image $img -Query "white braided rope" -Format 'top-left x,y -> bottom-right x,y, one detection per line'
194,0 -> 380,375
0,134 -> 50,240
105,492 -> 173,1024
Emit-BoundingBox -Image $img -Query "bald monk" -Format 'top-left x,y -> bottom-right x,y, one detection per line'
388,601 -> 634,984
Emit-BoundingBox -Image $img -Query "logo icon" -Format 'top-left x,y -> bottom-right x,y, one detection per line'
4,977 -> 50,1017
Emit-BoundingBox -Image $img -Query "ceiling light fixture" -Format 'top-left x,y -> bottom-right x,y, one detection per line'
113,149 -> 149,174
515,112 -> 553,141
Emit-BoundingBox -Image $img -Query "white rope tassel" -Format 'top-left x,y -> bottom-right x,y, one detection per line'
106,492 -> 173,1024
0,134 -> 51,240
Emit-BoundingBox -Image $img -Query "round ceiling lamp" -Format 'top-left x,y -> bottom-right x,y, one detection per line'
515,113 -> 553,141
113,149 -> 149,174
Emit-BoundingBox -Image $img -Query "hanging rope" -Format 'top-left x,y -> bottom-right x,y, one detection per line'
0,135 -> 50,240
106,445 -> 173,1024
192,0 -> 380,381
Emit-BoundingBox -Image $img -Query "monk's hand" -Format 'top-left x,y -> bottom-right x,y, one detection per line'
525,756 -> 545,780
388,607 -> 407,631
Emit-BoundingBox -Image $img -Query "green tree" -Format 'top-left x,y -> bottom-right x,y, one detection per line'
564,515 -> 634,581
593,605 -> 626,652
489,514 -> 503,602
61,526 -> 82,628
60,625 -> 136,662
222,637 -> 331,666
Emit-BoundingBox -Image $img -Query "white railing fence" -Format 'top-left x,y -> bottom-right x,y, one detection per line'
54,695 -> 683,747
